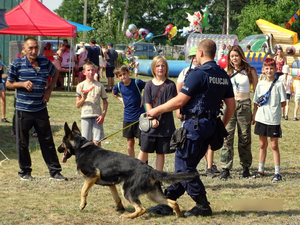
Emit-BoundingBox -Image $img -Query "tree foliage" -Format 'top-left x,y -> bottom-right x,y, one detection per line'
55,0 -> 300,45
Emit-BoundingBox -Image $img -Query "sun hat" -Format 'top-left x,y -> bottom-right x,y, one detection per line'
282,65 -> 290,74
188,46 -> 197,59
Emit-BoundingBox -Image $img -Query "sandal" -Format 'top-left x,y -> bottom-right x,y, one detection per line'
149,204 -> 173,215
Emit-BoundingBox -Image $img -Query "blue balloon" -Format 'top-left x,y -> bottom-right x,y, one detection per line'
145,33 -> 153,40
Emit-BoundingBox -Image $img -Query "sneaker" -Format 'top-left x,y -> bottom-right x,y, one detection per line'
285,115 -> 288,120
282,115 -> 285,119
1,118 -> 10,123
251,172 -> 264,179
271,174 -> 282,182
293,117 -> 299,121
49,172 -> 68,181
206,169 -> 216,178
20,174 -> 33,181
242,167 -> 251,178
218,169 -> 230,179
212,164 -> 220,173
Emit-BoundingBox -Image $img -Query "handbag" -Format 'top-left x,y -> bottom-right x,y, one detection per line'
256,79 -> 277,107
209,117 -> 228,151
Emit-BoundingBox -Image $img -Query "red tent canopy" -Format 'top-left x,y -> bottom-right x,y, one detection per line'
0,0 -> 77,37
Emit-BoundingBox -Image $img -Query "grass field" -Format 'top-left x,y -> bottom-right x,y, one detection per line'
0,75 -> 300,225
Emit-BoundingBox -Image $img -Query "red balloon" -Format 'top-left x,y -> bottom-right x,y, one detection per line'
164,24 -> 173,35
218,55 -> 227,69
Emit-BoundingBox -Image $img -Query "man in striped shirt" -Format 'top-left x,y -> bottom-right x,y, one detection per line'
6,37 -> 67,181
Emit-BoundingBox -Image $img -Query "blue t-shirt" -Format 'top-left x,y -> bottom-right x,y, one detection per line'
107,49 -> 118,67
113,79 -> 146,122
87,46 -> 101,67
8,55 -> 56,112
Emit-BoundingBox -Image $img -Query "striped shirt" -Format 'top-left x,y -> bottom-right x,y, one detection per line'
8,55 -> 56,112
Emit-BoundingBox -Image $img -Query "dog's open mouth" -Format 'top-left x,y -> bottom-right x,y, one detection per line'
62,150 -> 68,163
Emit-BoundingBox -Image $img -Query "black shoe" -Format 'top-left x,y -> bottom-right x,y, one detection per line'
20,174 -> 33,181
242,167 -> 251,178
1,118 -> 10,123
218,169 -> 230,179
49,172 -> 68,181
184,204 -> 212,217
211,164 -> 220,173
149,204 -> 173,215
285,115 -> 288,120
206,169 -> 216,178
184,195 -> 212,217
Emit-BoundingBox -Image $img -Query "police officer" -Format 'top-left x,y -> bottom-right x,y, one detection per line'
147,39 -> 235,217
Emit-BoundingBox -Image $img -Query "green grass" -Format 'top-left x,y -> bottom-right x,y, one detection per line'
0,75 -> 300,224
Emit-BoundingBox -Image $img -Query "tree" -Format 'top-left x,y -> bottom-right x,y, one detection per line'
235,0 -> 300,40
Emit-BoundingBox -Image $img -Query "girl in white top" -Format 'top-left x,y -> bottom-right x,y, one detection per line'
279,65 -> 294,120
219,45 -> 258,179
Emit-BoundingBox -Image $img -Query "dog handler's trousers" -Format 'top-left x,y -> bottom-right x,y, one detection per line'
165,118 -> 215,200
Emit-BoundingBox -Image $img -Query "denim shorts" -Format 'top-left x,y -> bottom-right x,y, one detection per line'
0,83 -> 4,91
81,117 -> 105,142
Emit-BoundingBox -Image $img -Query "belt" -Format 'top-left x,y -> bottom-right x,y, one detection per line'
184,110 -> 218,130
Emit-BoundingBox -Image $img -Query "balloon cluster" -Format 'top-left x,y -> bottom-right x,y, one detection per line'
126,24 -> 153,40
163,24 -> 178,40
124,45 -> 139,76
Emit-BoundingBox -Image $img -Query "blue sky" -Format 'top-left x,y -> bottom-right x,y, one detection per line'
42,0 -> 63,12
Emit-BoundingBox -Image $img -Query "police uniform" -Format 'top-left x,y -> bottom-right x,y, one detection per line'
165,61 -> 234,200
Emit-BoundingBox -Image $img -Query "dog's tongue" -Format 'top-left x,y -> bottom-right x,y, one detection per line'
62,150 -> 67,163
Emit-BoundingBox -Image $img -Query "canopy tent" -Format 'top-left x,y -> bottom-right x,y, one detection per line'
0,0 -> 76,37
66,20 -> 95,32
0,9 -> 9,31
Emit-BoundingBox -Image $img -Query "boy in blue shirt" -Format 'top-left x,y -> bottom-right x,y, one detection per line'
112,65 -> 146,157
252,58 -> 286,182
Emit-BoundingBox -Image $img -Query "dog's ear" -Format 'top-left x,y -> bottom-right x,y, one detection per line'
72,122 -> 81,135
64,122 -> 72,136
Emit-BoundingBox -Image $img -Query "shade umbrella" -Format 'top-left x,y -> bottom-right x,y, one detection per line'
66,20 -> 95,32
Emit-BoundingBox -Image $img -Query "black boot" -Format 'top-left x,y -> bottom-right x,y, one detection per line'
218,169 -> 230,179
242,167 -> 251,178
183,195 -> 212,217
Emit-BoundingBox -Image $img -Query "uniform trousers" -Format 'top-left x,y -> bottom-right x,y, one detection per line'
165,118 -> 215,200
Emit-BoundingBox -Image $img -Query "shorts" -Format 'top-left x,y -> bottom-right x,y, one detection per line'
140,134 -> 173,154
81,117 -> 105,142
0,83 -> 4,91
295,96 -> 300,102
254,121 -> 282,138
106,67 -> 115,77
286,93 -> 291,100
123,121 -> 141,139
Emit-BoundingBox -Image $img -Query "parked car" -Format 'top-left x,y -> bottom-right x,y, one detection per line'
114,44 -> 127,54
131,43 -> 161,59
42,40 -> 63,53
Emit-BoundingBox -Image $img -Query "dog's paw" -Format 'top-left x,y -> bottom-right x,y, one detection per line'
116,203 -> 125,211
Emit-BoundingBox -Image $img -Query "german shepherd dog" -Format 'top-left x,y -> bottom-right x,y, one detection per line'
57,122 -> 199,219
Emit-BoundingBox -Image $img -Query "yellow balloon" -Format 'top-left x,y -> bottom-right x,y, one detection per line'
169,26 -> 178,40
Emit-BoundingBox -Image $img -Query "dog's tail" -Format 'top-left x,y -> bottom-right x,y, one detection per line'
152,170 -> 199,184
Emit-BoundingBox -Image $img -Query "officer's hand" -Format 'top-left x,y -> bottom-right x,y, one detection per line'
147,108 -> 159,118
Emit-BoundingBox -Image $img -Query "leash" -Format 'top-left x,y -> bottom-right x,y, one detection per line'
98,120 -> 139,143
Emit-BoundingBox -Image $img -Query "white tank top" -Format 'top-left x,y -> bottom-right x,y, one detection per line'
230,70 -> 251,93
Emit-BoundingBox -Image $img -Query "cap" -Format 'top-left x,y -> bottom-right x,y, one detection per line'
282,65 -> 290,73
188,46 -> 197,59
108,42 -> 113,47
46,42 -> 51,46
